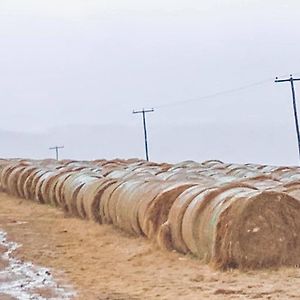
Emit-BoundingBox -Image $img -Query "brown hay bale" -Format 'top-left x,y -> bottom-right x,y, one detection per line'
60,173 -> 91,213
212,191 -> 300,269
34,171 -> 57,203
40,170 -> 69,204
182,183 -> 257,258
167,185 -> 212,254
110,180 -> 161,236
30,170 -> 51,201
156,221 -> 173,251
68,175 -> 102,217
81,178 -> 117,222
53,172 -> 75,207
99,180 -> 125,224
109,179 -> 147,228
23,169 -> 44,200
142,182 -> 196,239
16,166 -> 39,198
0,164 -> 22,193
6,166 -> 27,196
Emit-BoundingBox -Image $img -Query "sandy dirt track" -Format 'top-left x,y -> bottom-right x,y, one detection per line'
1,193 -> 300,299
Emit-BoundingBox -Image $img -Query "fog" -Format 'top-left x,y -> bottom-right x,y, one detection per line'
1,0 -> 300,164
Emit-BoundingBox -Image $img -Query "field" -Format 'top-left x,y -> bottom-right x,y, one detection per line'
1,193 -> 300,299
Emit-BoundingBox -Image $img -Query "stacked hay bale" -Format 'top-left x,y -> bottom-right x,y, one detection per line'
1,158 -> 300,270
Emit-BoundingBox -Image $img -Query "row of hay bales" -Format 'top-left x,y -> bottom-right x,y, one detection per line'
1,158 -> 300,269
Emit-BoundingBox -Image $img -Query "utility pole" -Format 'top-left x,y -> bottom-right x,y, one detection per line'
133,108 -> 154,161
49,146 -> 64,161
275,75 -> 300,160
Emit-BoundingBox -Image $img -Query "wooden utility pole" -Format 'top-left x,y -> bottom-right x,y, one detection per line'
275,75 -> 300,160
49,146 -> 64,160
133,108 -> 154,161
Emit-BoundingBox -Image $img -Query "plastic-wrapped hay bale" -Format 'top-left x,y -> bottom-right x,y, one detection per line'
80,178 -> 117,222
182,183 -> 256,261
139,181 -> 196,239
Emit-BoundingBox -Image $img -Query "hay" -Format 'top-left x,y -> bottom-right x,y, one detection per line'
53,172 -> 75,207
167,185 -> 211,254
213,191 -> 300,269
182,183 -> 257,258
6,166 -> 27,196
99,181 -> 125,224
16,166 -> 38,198
140,181 -> 195,239
3,158 -> 300,271
67,175 -> 101,217
34,171 -> 55,203
111,179 -> 147,228
82,178 -> 117,223
23,169 -> 43,200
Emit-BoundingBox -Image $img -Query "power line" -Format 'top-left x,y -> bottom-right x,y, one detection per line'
275,75 -> 300,161
49,146 -> 64,161
154,73 -> 300,109
155,79 -> 272,109
133,108 -> 154,161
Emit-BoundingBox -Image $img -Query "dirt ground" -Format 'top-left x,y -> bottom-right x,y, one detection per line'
1,192 -> 300,299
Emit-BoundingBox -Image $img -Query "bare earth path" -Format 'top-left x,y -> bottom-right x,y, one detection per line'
1,192 -> 300,299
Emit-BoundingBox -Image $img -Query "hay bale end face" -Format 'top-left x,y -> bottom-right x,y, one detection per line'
213,191 -> 300,269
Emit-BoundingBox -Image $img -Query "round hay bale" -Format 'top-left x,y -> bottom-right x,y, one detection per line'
0,164 -> 22,193
6,166 -> 27,196
40,170 -> 70,204
109,179 -> 147,228
61,171 -> 102,215
167,185 -> 213,254
30,170 -> 51,201
139,181 -> 196,239
23,169 -> 44,200
22,168 -> 41,199
99,180 -> 125,224
34,171 -> 57,203
212,191 -> 300,269
107,180 -> 162,236
68,175 -> 102,217
157,221 -> 173,251
182,183 -> 257,259
61,173 -> 86,212
16,166 -> 39,198
53,172 -> 75,207
81,178 -> 117,222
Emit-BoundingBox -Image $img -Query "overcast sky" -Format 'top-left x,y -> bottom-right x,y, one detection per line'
1,1 -> 300,164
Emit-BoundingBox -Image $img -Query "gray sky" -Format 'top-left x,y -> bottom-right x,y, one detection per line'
1,0 -> 300,164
